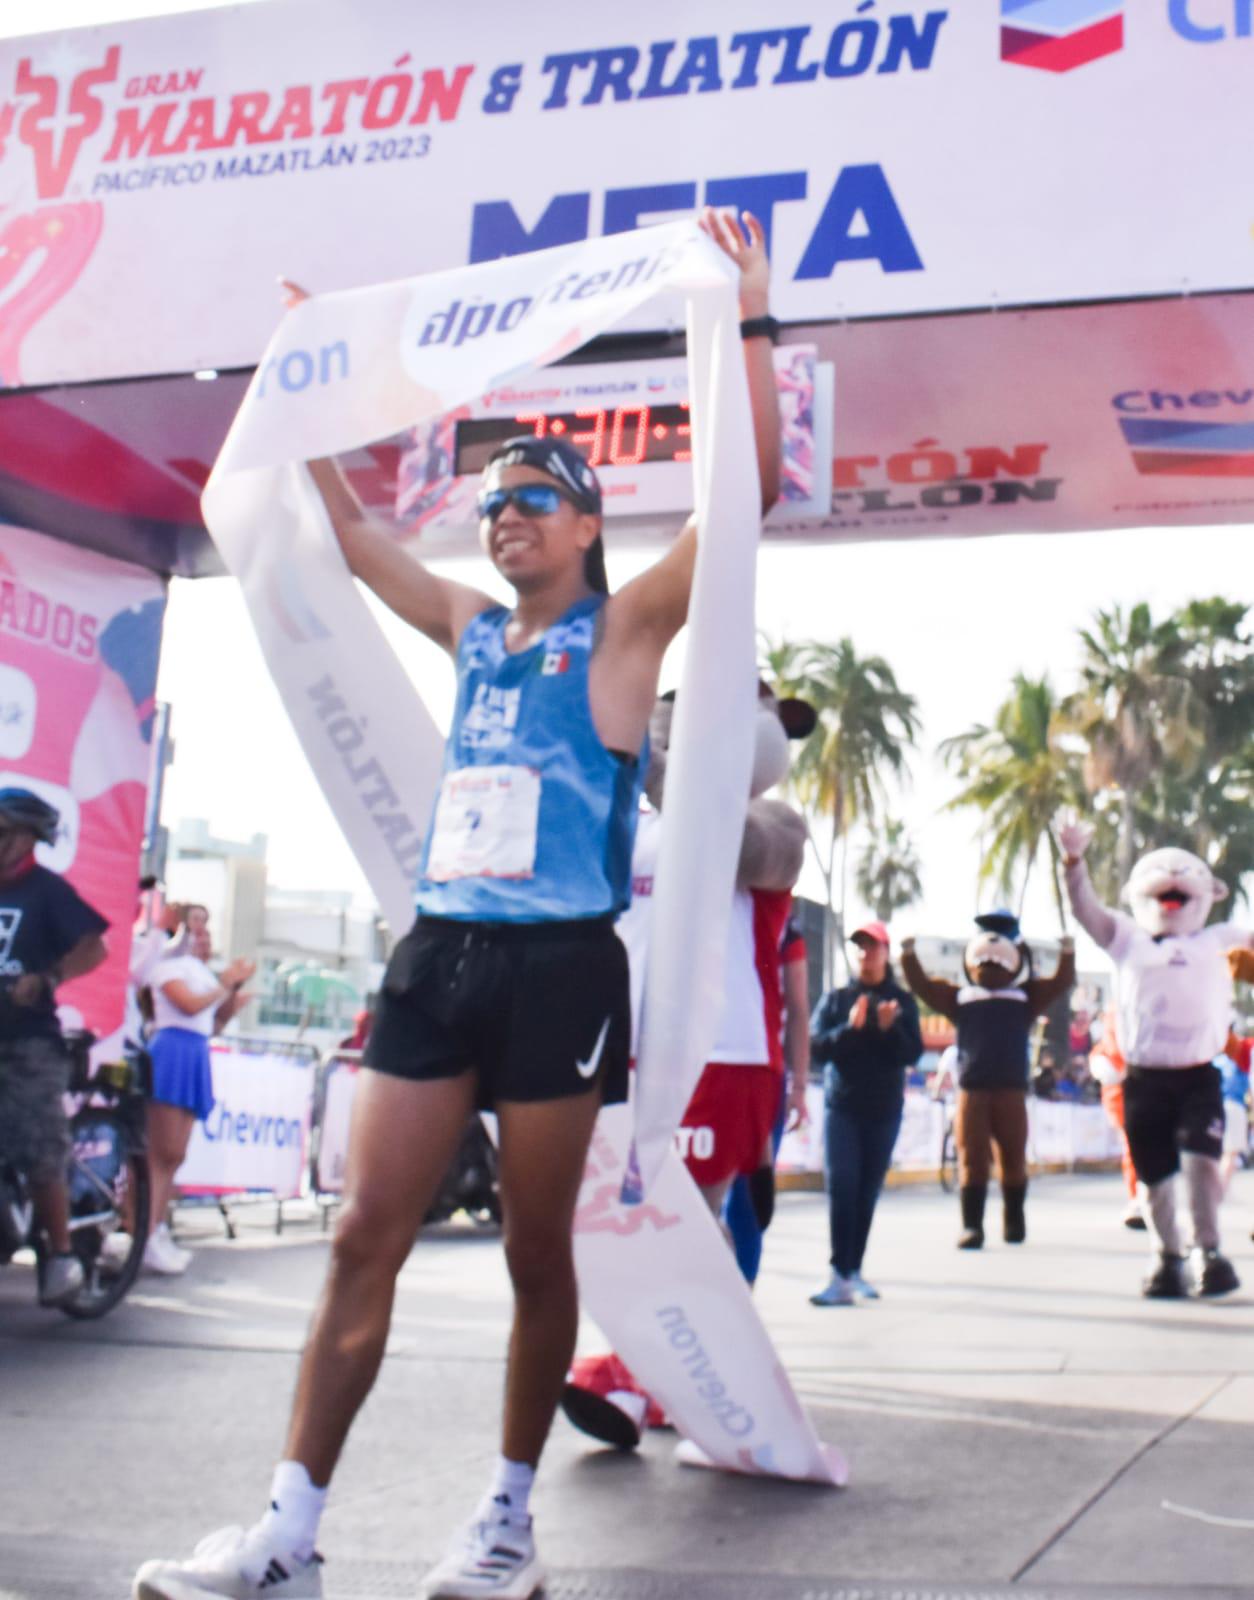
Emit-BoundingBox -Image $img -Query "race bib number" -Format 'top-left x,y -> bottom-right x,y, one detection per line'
426,765 -> 541,882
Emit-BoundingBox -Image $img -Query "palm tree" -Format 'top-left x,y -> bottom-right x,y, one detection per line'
940,673 -> 1082,932
855,818 -> 923,924
1063,602 -> 1207,884
762,635 -> 919,980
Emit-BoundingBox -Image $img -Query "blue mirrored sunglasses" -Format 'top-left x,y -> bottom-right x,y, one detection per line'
477,483 -> 576,522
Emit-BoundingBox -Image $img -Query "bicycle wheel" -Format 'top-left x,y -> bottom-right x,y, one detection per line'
940,1120 -> 958,1194
60,1106 -> 150,1319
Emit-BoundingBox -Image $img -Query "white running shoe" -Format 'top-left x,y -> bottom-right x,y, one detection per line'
39,1252 -> 84,1307
809,1272 -> 856,1307
849,1272 -> 881,1300
101,1231 -> 136,1270
133,1524 -> 322,1600
143,1225 -> 192,1276
422,1510 -> 544,1600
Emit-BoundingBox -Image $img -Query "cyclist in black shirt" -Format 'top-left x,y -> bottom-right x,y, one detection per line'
0,789 -> 109,1306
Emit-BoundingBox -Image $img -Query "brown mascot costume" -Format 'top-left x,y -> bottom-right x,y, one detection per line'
901,910 -> 1074,1249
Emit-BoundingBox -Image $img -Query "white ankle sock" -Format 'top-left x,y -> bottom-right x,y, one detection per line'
487,1456 -> 534,1524
259,1460 -> 328,1561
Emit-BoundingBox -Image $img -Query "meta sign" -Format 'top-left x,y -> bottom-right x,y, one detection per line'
3,1 -> 1253,386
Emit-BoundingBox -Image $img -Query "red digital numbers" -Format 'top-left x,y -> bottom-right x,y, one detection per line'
506,402 -> 692,465
571,408 -> 607,467
609,405 -> 648,466
674,402 -> 692,463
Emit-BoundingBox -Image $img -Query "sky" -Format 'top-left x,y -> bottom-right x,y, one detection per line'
7,0 -> 1251,969
0,0 -> 265,37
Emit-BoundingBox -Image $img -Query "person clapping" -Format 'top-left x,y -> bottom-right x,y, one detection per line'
144,925 -> 255,1274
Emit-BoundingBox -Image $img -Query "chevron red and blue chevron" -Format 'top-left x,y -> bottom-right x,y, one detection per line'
1001,0 -> 1124,72
1118,416 -> 1254,477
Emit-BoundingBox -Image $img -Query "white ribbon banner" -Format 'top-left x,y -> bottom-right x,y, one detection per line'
201,221 -> 843,1484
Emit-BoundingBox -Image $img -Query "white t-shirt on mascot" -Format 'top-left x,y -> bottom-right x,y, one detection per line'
1101,848 -> 1249,1069
1107,917 -> 1241,1067
616,808 -> 768,1066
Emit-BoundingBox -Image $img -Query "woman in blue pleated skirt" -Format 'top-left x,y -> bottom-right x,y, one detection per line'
145,925 -> 254,1273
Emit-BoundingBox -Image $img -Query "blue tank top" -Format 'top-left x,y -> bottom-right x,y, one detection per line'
414,594 -> 646,923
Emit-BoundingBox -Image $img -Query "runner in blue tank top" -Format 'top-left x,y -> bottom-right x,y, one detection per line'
133,211 -> 780,1600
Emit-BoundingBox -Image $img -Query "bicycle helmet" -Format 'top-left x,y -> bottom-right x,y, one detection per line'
0,787 -> 60,844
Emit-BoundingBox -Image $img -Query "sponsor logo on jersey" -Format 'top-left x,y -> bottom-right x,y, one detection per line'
461,682 -> 522,749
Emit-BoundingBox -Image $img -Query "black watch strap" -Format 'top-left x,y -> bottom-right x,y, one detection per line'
739,314 -> 780,344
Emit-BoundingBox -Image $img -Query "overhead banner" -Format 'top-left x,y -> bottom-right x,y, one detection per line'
200,219 -> 841,1482
0,523 -> 165,1047
766,292 -> 1254,543
2,1 -> 1252,385
5,291 -> 1251,567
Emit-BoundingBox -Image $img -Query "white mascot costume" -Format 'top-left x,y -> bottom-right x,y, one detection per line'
1059,819 -> 1253,1298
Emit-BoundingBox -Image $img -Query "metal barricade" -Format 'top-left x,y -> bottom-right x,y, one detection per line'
175,1033 -> 321,1237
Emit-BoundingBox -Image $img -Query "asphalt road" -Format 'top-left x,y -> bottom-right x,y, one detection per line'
3,1172 -> 1253,1600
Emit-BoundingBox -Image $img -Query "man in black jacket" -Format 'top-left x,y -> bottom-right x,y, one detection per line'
809,922 -> 922,1305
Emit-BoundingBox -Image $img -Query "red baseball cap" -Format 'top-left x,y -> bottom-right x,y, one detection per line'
849,921 -> 890,948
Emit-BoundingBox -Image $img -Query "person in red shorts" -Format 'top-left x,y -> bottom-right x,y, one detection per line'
677,882 -> 800,1216
621,684 -> 811,1216
724,903 -> 811,1283
561,682 -> 812,1450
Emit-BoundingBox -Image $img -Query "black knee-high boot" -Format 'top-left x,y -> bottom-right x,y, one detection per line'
1003,1183 -> 1027,1244
958,1185 -> 986,1249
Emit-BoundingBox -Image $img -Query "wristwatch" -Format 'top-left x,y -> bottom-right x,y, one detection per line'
739,315 -> 779,343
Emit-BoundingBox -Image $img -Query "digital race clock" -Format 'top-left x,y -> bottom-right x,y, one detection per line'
396,349 -> 832,542
452,404 -> 693,475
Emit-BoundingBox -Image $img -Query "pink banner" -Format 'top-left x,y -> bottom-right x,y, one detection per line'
0,523 -> 165,1045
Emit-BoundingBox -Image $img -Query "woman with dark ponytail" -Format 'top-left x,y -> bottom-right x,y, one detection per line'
137,209 -> 780,1600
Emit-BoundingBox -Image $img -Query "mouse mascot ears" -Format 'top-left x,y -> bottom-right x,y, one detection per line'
974,908 -> 1022,940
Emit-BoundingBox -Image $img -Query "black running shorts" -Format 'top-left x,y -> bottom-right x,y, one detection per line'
1123,1062 -> 1224,1186
365,915 -> 630,1109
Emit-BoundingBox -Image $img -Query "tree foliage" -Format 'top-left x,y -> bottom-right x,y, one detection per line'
855,817 -> 924,924
762,634 -> 919,976
940,673 -> 1083,932
945,598 -> 1253,916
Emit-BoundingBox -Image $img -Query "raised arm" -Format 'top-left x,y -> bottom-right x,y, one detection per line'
277,281 -> 494,655
603,208 -> 781,653
1056,816 -> 1119,949
1230,947 -> 1254,984
898,939 -> 961,1024
307,457 -> 494,656
1026,937 -> 1076,1017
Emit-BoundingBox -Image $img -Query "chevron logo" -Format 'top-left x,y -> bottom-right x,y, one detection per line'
1001,1 -> 1124,73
